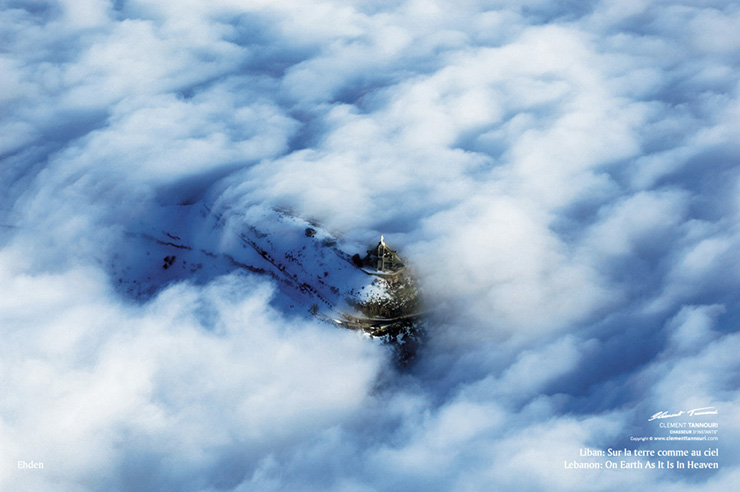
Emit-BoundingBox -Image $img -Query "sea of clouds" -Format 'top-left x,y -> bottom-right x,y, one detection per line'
2,0 -> 740,490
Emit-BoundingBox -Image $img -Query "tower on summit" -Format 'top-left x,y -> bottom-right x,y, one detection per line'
366,235 -> 403,272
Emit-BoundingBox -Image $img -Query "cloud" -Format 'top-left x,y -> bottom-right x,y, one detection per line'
2,0 -> 740,490
0,258 -> 384,490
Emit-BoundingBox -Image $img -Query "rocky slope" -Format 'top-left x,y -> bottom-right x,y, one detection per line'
109,200 -> 423,362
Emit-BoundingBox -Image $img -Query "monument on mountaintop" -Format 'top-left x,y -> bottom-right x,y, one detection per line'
364,235 -> 404,272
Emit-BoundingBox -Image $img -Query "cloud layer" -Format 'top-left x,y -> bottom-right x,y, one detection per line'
2,0 -> 740,490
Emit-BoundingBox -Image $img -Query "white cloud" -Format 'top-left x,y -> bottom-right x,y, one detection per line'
0,262 -> 383,490
2,0 -> 740,490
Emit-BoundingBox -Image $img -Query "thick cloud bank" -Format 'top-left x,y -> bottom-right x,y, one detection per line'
2,1 -> 740,490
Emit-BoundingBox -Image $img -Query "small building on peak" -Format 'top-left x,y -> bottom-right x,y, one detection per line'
364,235 -> 404,272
